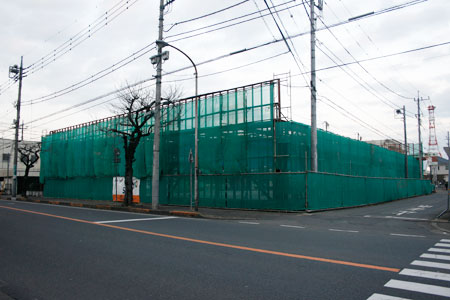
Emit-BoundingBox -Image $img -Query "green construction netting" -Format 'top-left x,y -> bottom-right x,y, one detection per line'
40,80 -> 432,210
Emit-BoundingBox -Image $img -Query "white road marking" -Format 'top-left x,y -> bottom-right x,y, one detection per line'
280,225 -> 305,229
389,233 -> 425,238
435,243 -> 450,248
367,293 -> 411,300
95,216 -> 177,224
400,268 -> 450,282
363,215 -> 428,221
395,205 -> 433,216
385,279 -> 450,297
441,239 -> 450,243
396,211 -> 414,216
328,229 -> 359,233
421,253 -> 450,261
385,216 -> 429,221
429,247 -> 450,254
411,260 -> 450,270
238,221 -> 260,225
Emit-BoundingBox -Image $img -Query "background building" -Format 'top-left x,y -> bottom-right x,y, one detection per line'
0,138 -> 41,195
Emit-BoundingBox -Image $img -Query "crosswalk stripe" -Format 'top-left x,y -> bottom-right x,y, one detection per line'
367,293 -> 411,300
441,239 -> 450,243
435,243 -> 450,248
385,279 -> 450,297
400,268 -> 450,282
428,247 -> 450,254
421,253 -> 450,261
411,260 -> 450,270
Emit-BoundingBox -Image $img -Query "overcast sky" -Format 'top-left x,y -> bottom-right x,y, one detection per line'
1,0 -> 449,158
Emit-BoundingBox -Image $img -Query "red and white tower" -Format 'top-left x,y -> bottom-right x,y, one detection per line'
428,105 -> 441,185
428,105 -> 441,157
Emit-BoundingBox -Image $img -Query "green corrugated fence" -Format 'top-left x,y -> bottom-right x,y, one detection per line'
41,80 -> 432,210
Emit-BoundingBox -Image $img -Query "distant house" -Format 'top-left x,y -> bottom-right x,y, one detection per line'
0,138 -> 41,194
366,139 -> 405,154
435,156 -> 448,183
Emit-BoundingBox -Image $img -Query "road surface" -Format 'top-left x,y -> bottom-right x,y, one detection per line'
0,191 -> 449,299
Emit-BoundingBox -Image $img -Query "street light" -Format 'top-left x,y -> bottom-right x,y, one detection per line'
9,56 -> 23,200
155,40 -> 199,211
395,106 -> 408,178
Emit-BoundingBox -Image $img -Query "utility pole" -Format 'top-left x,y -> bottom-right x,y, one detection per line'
415,92 -> 423,179
151,0 -> 166,210
310,0 -> 318,172
447,131 -> 450,148
402,106 -> 408,178
447,132 -> 450,212
323,121 -> 329,132
10,56 -> 23,200
441,134 -> 450,217
20,122 -> 25,141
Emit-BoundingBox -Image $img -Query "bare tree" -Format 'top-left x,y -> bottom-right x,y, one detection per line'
108,84 -> 182,206
18,142 -> 41,195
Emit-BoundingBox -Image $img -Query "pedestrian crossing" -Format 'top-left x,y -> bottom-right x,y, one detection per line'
368,239 -> 450,299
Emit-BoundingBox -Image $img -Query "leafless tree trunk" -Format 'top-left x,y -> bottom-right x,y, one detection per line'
18,142 -> 41,196
107,83 -> 182,206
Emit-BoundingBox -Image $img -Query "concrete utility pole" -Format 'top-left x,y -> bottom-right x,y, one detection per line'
447,131 -> 450,148
402,106 -> 408,178
310,0 -> 318,172
151,0 -> 166,210
11,56 -> 23,200
415,92 -> 423,179
442,138 -> 450,216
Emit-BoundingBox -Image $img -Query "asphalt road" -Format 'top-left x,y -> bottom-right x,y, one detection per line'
0,191 -> 449,300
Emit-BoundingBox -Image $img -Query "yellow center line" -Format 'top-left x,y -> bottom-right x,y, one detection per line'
0,204 -> 400,273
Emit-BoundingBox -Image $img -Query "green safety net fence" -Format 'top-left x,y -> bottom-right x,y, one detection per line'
41,80 -> 432,210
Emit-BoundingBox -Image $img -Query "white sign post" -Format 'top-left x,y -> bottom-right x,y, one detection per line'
113,177 -> 140,203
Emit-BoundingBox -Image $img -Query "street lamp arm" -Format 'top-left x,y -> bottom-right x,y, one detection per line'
155,39 -> 199,211
155,40 -> 198,77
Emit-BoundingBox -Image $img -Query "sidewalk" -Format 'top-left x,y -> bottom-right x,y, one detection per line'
2,192 -> 450,224
0,194 -> 299,220
432,189 -> 450,233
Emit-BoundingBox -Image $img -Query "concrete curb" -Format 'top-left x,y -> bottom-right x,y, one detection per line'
170,210 -> 201,218
9,197 -> 203,218
431,220 -> 450,234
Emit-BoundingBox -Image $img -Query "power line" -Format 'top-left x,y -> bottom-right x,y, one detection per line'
23,44 -> 156,105
251,0 -> 277,40
319,78 -> 406,139
292,39 -> 450,81
318,95 -> 401,141
166,0 -> 304,42
327,1 -> 419,97
164,50 -> 290,82
20,1 -> 300,105
263,0 -> 311,88
31,96 -> 123,129
23,26 -> 450,110
12,0 -> 423,105
315,40 -> 405,112
303,3 -> 410,114
26,50 -> 290,129
315,13 -> 414,101
24,0 -> 141,76
165,0 -> 250,31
